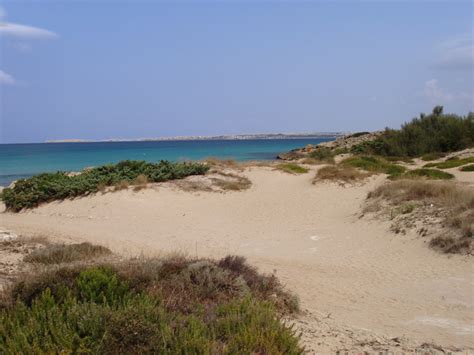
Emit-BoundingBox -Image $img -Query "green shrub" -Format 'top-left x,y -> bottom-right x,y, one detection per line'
308,147 -> 335,163
1,160 -> 210,212
340,156 -> 405,177
348,131 -> 370,138
421,152 -> 445,161
399,169 -> 454,180
424,156 -> 474,169
351,107 -> 474,157
461,164 -> 474,172
76,267 -> 129,305
0,257 -> 302,353
276,163 -> 309,174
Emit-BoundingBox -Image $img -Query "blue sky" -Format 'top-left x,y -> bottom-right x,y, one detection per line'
0,1 -> 472,143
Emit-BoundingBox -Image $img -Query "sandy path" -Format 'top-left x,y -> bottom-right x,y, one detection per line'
1,167 -> 473,350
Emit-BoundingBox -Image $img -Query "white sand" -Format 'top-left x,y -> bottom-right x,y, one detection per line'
1,166 -> 473,351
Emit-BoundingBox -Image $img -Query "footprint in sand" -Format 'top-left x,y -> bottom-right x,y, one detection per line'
308,235 -> 323,253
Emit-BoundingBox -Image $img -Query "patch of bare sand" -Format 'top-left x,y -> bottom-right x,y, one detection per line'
1,166 -> 473,352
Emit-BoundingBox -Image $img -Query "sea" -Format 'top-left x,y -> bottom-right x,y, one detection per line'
0,138 -> 334,186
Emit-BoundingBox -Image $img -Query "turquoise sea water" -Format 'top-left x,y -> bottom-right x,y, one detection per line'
0,138 -> 334,186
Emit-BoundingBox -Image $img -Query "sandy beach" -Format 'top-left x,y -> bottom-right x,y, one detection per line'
2,163 -> 473,352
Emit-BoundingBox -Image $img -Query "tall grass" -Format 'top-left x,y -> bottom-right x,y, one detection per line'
24,243 -> 112,264
398,168 -> 454,180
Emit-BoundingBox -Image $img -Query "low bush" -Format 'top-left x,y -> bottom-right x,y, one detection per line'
421,152 -> 446,161
424,156 -> 474,169
460,164 -> 474,172
1,160 -> 210,212
276,163 -> 309,174
0,256 -> 301,353
399,169 -> 454,180
340,156 -> 405,177
347,131 -> 370,138
24,243 -> 112,265
308,147 -> 335,164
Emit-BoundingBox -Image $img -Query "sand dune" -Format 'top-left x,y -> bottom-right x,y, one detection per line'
1,166 -> 473,352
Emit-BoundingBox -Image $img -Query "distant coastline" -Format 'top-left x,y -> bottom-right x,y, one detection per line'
45,132 -> 345,143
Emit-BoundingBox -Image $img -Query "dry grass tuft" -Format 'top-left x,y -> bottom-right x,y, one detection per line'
211,172 -> 252,191
175,171 -> 251,192
313,165 -> 370,184
24,242 -> 112,264
113,180 -> 129,191
18,235 -> 50,246
367,180 -> 474,253
429,236 -> 472,254
132,174 -> 149,191
97,182 -> 108,193
204,157 -> 241,170
368,180 -> 473,207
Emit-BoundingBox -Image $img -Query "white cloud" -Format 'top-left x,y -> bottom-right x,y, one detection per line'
0,22 -> 58,39
0,5 -> 58,39
435,34 -> 473,71
0,70 -> 15,85
423,79 -> 453,102
423,79 -> 472,104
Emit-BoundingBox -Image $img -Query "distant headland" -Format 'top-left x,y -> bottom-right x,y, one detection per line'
45,132 -> 345,143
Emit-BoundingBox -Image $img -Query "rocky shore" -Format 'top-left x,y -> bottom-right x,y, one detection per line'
278,131 -> 382,160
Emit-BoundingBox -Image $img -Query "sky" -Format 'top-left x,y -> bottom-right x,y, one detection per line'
0,1 -> 472,143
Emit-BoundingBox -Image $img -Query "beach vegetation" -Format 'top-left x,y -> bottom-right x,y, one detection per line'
24,243 -> 112,265
212,172 -> 252,191
351,107 -> 474,157
0,254 -> 302,353
203,157 -> 241,170
347,131 -> 370,138
421,152 -> 446,161
276,163 -> 309,174
340,156 -> 405,177
308,147 -> 336,163
1,160 -> 210,212
460,164 -> 474,172
424,156 -> 474,169
396,168 -> 454,180
368,180 -> 474,253
313,165 -> 369,183
429,236 -> 472,254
